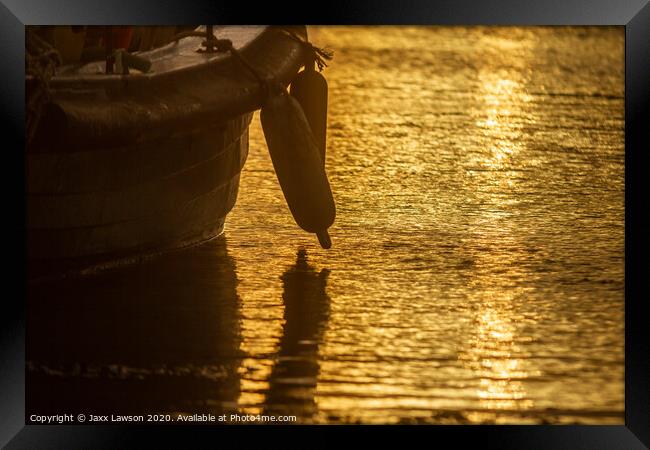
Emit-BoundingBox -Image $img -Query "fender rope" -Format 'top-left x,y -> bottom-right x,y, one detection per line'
279,29 -> 333,72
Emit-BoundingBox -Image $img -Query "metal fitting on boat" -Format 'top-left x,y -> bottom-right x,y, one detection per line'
114,49 -> 152,74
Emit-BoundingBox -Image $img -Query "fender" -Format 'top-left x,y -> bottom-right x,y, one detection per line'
260,92 -> 335,248
290,62 -> 328,163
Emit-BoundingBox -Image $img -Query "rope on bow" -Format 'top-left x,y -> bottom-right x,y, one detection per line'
279,29 -> 333,72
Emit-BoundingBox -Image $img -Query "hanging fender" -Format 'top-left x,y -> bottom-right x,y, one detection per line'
260,91 -> 335,249
290,59 -> 328,164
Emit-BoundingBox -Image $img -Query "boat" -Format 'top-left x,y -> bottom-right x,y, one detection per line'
26,25 -> 309,279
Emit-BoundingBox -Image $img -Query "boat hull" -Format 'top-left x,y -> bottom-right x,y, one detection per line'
27,113 -> 251,278
26,26 -> 308,278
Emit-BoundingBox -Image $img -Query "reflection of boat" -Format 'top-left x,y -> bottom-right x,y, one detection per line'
27,237 -> 242,415
26,26 -> 307,278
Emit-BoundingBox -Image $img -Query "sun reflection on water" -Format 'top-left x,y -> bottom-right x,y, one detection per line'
224,26 -> 624,424
25,26 -> 624,425
460,293 -> 537,419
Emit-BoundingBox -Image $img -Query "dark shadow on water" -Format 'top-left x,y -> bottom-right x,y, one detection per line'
26,236 -> 242,416
263,248 -> 331,421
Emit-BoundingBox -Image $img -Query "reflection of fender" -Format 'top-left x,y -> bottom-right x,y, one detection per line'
261,92 -> 335,249
264,249 -> 331,419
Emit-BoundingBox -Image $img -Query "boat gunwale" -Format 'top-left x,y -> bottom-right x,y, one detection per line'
39,25 -> 290,85
43,26 -> 304,90
27,25 -> 307,153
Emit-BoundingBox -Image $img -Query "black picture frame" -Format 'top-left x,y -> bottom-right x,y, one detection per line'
2,0 -> 648,448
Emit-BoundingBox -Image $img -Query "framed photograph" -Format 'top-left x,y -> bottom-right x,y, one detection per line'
2,0 -> 648,447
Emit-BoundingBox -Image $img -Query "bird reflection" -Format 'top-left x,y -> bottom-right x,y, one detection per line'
264,249 -> 331,420
27,236 -> 242,416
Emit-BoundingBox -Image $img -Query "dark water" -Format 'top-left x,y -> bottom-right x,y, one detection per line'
28,26 -> 624,424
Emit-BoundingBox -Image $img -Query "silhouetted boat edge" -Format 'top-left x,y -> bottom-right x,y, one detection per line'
26,26 -> 307,279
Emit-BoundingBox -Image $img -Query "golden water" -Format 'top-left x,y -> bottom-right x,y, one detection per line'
227,26 -> 624,424
28,26 -> 624,424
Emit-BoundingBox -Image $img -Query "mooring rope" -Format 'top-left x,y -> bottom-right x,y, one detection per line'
218,39 -> 267,86
216,28 -> 334,102
196,36 -> 276,101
